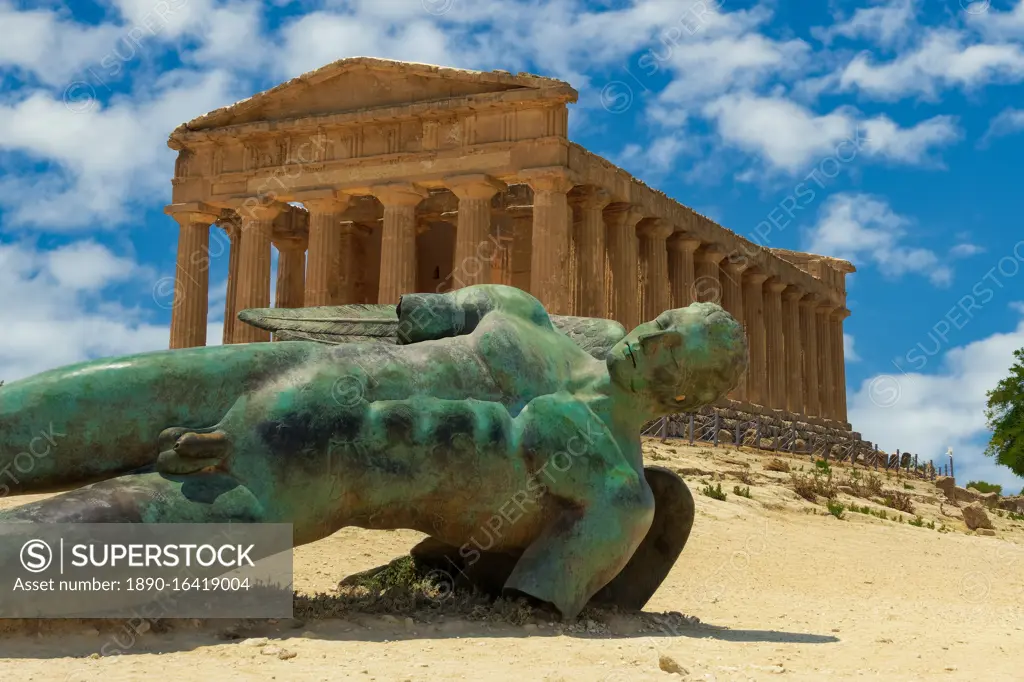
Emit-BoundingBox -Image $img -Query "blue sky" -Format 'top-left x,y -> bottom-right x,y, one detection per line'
2,0 -> 1023,491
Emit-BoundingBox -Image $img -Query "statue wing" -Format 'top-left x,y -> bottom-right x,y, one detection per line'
238,305 -> 629,359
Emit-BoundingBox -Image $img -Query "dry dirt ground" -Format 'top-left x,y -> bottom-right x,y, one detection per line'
1,439 -> 1022,681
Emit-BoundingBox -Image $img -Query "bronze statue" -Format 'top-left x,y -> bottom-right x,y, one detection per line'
0,285 -> 746,619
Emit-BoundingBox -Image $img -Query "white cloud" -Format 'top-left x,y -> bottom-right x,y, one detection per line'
0,69 -> 237,230
849,308 -> 1024,491
844,333 -> 860,362
836,29 -> 1024,101
965,0 -> 1024,42
980,107 -> 1024,145
613,133 -> 692,176
812,0 -> 918,49
805,193 -> 952,286
950,243 -> 985,258
701,92 -> 959,174
0,240 -> 222,382
0,1 -> 122,86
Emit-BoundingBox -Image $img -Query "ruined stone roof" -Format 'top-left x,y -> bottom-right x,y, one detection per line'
769,248 -> 857,274
171,57 -> 577,137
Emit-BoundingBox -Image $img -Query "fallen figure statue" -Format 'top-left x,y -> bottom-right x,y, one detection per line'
0,284 -> 746,619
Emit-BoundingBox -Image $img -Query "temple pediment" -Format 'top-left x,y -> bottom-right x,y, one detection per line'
173,57 -> 577,135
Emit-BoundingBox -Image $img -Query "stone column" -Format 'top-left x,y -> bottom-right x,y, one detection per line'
273,235 -> 308,311
667,234 -> 700,310
799,297 -> 820,418
693,246 -> 726,304
764,279 -> 787,411
637,219 -> 673,321
338,221 -> 366,303
604,204 -> 644,330
720,260 -> 748,401
832,308 -> 851,424
782,288 -> 804,415
166,205 -> 219,349
742,271 -> 768,406
374,183 -> 428,304
569,186 -> 612,318
219,217 -> 241,344
302,193 -> 351,307
234,202 -> 284,344
523,169 -> 574,314
816,303 -> 837,420
448,174 -> 506,287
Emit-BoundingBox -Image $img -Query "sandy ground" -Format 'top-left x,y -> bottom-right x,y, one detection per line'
1,440 -> 1022,681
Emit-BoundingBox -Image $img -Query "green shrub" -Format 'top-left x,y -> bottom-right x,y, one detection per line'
701,482 -> 727,501
815,459 -> 832,476
733,485 -> 752,498
882,490 -> 915,514
908,516 -> 925,527
827,500 -> 845,519
965,480 -> 1002,495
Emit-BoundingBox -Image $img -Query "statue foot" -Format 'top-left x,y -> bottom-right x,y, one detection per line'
156,427 -> 231,475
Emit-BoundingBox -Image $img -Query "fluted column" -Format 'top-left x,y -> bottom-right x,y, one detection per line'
799,297 -> 820,418
720,260 -> 748,401
637,219 -> 673,321
764,279 -> 787,410
273,235 -> 307,311
448,174 -> 506,286
523,169 -> 574,314
302,193 -> 351,307
693,246 -> 726,304
605,204 -> 644,330
338,221 -> 366,303
832,307 -> 851,424
374,183 -> 428,304
817,303 -> 837,420
220,217 -> 241,344
234,202 -> 284,344
667,234 -> 700,310
742,271 -> 768,406
167,206 -> 219,349
570,187 -> 612,318
782,288 -> 804,415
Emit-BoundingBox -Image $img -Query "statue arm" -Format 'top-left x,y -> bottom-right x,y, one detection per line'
395,284 -> 553,344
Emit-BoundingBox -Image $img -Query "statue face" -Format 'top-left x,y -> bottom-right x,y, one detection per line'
607,303 -> 748,414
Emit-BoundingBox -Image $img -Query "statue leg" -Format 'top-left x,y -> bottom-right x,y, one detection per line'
0,470 -> 266,524
0,342 -> 317,494
502,470 -> 655,620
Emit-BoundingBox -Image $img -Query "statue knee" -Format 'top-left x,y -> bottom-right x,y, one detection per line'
609,474 -> 656,535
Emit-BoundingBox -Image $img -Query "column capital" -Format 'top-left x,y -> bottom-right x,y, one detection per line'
445,174 -> 506,200
799,294 -> 820,308
831,307 -> 851,320
271,234 -> 308,251
816,301 -> 838,315
636,218 -> 673,240
234,200 -> 287,223
766,277 -> 788,293
667,233 -> 701,253
296,189 -> 351,214
722,258 -> 749,276
695,245 -> 726,264
518,166 -> 575,193
372,182 -> 429,207
743,269 -> 769,286
782,287 -> 804,302
569,185 -> 612,210
603,203 -> 645,228
164,202 -> 220,227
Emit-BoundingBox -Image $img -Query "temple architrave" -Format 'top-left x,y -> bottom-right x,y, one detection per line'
164,57 -> 856,429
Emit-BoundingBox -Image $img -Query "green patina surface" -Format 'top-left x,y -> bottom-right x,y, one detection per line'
0,284 -> 746,619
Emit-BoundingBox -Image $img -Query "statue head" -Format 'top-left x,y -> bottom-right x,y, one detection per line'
607,303 -> 748,416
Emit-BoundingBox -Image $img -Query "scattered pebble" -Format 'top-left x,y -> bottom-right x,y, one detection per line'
658,654 -> 688,676
241,637 -> 269,647
278,649 -> 297,660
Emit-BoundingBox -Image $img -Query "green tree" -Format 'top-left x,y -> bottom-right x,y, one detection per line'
984,348 -> 1024,476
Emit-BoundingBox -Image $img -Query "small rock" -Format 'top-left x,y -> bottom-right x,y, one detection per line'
977,528 -> 996,536
301,631 -> 316,638
83,627 -> 100,637
134,620 -> 151,634
522,623 -> 538,632
658,654 -> 688,675
241,637 -> 269,647
962,502 -> 994,530
88,653 -> 101,660
404,617 -> 415,630
380,615 -> 399,624
278,649 -> 297,660
261,645 -> 282,656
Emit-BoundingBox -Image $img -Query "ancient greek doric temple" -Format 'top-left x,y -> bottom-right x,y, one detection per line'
164,57 -> 855,428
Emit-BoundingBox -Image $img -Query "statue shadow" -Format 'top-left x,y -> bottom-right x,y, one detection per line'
0,613 -> 837,660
